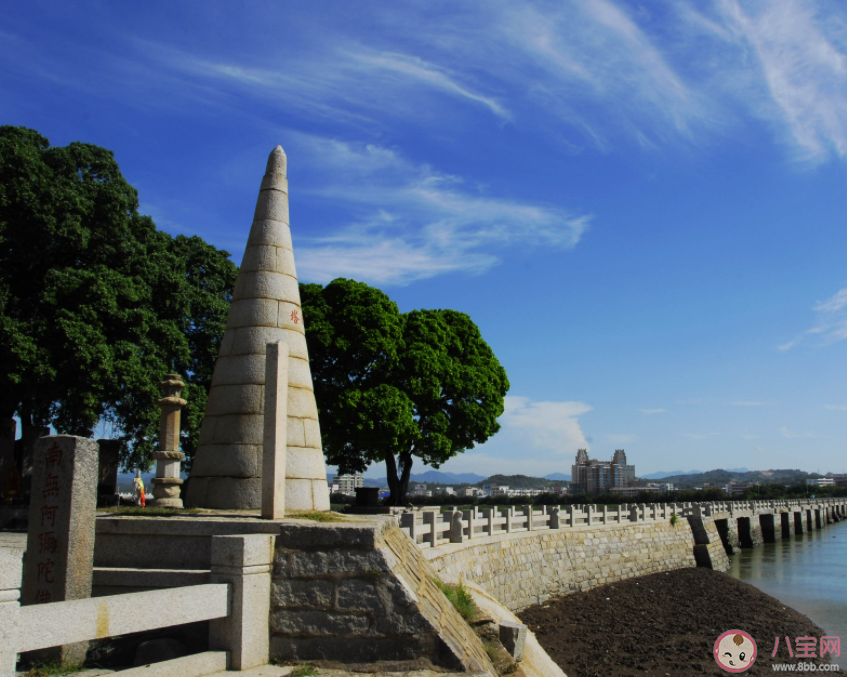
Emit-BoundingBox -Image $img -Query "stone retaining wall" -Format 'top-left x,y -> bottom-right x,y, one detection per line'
425,517 -> 727,612
270,517 -> 494,674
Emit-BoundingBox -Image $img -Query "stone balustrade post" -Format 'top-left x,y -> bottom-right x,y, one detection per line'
639,503 -> 648,521
450,510 -> 464,543
524,505 -> 534,531
401,512 -> 417,542
505,507 -> 513,533
464,509 -> 474,540
630,505 -> 640,523
151,374 -> 187,508
209,534 -> 274,670
586,504 -> 594,526
566,504 -> 575,528
484,507 -> 494,536
602,505 -> 608,525
549,506 -> 561,529
0,542 -> 25,675
422,510 -> 436,545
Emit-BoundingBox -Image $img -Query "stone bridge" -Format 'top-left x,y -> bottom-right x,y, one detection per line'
396,498 -> 847,611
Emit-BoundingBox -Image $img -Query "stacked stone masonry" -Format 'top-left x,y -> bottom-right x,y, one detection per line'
187,146 -> 329,511
269,517 -> 494,673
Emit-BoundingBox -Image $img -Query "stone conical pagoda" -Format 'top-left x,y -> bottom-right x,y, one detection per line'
186,146 -> 330,511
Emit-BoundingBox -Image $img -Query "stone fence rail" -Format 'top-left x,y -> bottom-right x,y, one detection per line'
0,533 -> 277,677
399,498 -> 845,549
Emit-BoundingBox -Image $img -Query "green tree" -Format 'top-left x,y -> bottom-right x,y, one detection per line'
0,126 -> 236,472
302,278 -> 509,505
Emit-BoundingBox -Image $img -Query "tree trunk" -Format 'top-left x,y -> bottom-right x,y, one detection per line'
384,450 -> 414,506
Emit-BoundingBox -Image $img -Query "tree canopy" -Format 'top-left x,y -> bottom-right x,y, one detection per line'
0,126 -> 237,471
301,278 -> 509,504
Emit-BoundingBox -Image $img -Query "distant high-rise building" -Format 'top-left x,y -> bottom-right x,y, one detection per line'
571,449 -> 636,494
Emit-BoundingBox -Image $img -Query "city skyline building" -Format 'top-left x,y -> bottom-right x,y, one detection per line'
571,448 -> 636,494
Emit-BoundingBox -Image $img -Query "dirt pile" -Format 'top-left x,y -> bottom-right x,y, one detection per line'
519,567 -> 831,677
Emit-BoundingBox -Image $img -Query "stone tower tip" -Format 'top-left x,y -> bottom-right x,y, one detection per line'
266,145 -> 287,177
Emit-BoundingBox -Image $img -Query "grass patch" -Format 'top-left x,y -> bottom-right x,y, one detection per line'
287,511 -> 346,522
670,512 -> 679,526
289,665 -> 319,676
99,506 -> 202,517
483,639 -> 517,675
25,662 -> 85,677
434,578 -> 479,623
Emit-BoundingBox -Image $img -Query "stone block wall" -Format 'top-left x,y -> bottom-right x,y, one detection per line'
426,518 -> 716,611
270,517 -> 494,673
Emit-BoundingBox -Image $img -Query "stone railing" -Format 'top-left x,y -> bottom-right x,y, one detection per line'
0,533 -> 275,676
399,498 -> 845,549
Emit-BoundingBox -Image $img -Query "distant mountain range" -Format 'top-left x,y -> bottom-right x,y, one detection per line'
329,470 -> 488,488
328,470 -> 572,488
642,468 -> 749,480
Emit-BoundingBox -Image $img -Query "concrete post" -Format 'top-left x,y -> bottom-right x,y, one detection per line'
151,374 -> 187,508
505,507 -> 513,533
209,534 -> 274,670
566,504 -> 575,528
463,510 -> 474,539
524,505 -> 534,531
484,507 -> 494,536
586,504 -> 593,526
22,436 -> 98,664
262,342 -> 289,519
549,506 -> 560,529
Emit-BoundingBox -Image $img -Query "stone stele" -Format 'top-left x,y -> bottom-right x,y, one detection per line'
186,145 -> 330,512
21,435 -> 98,664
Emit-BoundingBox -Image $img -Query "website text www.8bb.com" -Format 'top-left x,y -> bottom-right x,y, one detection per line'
771,663 -> 840,672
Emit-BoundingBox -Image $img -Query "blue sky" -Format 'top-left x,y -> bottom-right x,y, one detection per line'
4,0 -> 847,478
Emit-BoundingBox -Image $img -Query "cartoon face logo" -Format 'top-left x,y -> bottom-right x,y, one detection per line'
714,630 -> 757,672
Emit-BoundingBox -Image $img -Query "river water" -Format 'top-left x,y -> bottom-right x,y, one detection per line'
728,518 -> 847,670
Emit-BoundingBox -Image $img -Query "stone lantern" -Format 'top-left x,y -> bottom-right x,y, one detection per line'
151,374 -> 187,508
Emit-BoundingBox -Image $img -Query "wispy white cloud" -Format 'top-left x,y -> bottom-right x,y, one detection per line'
290,135 -> 590,284
639,408 -> 667,414
742,434 -> 759,440
780,285 -> 847,350
143,39 -> 510,128
606,433 -> 636,445
500,396 -> 593,454
711,0 -> 847,162
825,404 -> 847,411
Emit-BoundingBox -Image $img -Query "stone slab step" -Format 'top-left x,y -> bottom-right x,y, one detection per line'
113,651 -> 227,677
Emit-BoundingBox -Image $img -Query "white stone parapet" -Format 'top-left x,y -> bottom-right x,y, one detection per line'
398,497 -> 847,549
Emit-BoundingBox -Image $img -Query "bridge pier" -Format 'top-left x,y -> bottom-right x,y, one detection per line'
779,512 -> 791,539
759,514 -> 782,543
713,517 -> 741,554
793,510 -> 805,535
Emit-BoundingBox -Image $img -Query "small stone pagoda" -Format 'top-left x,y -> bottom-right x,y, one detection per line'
185,146 -> 329,511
